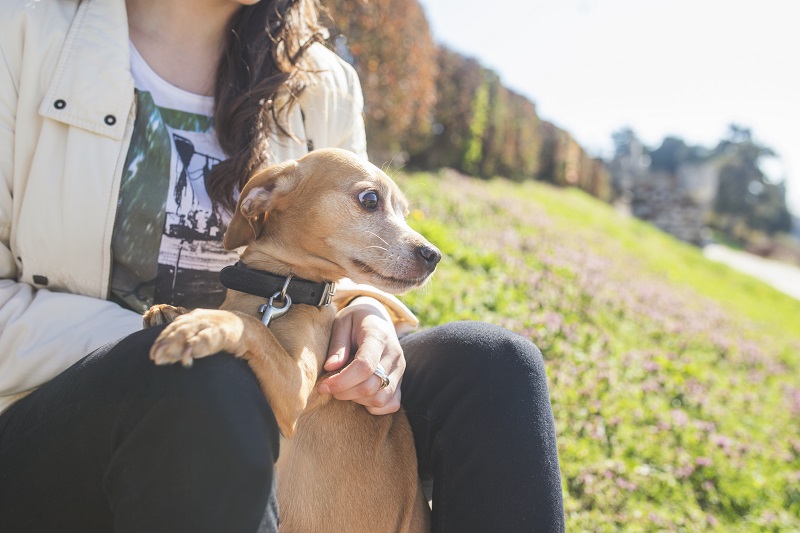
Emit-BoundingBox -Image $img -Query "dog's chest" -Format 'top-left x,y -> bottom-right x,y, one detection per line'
269,306 -> 334,360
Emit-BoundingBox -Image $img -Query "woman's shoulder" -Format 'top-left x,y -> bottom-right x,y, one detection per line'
0,0 -> 79,67
295,42 -> 366,156
0,0 -> 79,35
302,42 -> 361,99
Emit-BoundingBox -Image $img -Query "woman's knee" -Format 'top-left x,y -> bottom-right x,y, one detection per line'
99,330 -> 278,531
405,320 -> 547,389
109,325 -> 263,397
107,326 -> 280,462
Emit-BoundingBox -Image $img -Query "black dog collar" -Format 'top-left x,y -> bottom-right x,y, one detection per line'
219,262 -> 336,307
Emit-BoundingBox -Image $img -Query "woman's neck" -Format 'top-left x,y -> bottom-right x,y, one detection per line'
126,0 -> 241,96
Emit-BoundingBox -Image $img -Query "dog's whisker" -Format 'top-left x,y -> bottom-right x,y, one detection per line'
387,152 -> 399,170
389,163 -> 407,179
364,245 -> 389,252
366,230 -> 389,247
402,184 -> 418,198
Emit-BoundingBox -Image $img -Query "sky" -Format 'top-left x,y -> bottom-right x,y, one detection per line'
416,0 -> 800,215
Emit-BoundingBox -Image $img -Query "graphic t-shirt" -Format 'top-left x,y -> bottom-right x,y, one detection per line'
110,45 -> 239,313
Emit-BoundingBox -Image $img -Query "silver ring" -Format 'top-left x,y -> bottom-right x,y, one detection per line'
374,364 -> 390,390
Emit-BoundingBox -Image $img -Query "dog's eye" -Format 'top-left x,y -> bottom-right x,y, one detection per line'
358,190 -> 379,211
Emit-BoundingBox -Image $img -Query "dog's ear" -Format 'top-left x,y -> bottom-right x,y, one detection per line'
223,160 -> 300,250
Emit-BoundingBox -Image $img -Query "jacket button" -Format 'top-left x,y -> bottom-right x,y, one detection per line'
104,115 -> 117,126
54,99 -> 66,109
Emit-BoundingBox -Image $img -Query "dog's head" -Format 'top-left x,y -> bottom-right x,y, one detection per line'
224,148 -> 440,293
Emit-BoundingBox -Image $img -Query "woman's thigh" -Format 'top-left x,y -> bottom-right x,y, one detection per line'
0,326 -> 279,533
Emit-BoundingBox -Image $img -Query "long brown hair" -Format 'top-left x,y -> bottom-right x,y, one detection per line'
208,0 -> 325,212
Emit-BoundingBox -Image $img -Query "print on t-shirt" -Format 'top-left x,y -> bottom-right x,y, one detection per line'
111,90 -> 238,313
155,126 -> 229,308
166,135 -> 223,241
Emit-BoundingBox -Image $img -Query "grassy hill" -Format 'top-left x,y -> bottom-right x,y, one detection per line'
395,169 -> 800,531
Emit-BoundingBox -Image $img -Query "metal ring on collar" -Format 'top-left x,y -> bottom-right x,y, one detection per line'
279,275 -> 293,301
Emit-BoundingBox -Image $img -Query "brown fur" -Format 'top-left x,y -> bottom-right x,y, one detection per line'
144,148 -> 436,532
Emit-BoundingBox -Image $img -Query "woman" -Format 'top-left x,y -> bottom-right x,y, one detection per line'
0,0 -> 564,531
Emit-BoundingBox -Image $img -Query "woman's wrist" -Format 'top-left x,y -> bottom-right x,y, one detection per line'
344,296 -> 393,323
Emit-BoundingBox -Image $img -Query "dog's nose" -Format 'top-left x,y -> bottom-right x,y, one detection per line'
417,244 -> 442,266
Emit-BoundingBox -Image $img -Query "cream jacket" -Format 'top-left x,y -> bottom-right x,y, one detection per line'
0,0 -> 416,414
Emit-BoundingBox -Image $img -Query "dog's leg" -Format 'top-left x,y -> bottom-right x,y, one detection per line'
149,309 -> 315,436
143,304 -> 189,328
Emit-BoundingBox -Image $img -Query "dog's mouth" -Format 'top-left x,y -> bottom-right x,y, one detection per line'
350,258 -> 433,290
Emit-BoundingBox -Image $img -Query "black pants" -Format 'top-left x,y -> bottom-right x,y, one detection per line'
0,321 -> 564,532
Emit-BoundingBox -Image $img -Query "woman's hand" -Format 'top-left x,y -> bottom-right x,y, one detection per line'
318,297 -> 404,415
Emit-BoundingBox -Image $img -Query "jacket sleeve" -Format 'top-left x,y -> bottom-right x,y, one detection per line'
299,44 -> 419,334
331,280 -> 419,336
299,44 -> 368,159
0,22 -> 141,413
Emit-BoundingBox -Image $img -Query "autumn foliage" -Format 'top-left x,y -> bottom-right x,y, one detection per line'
322,0 -> 437,163
321,0 -> 612,199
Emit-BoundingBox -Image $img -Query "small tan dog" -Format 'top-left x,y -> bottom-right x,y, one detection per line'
144,148 -> 438,532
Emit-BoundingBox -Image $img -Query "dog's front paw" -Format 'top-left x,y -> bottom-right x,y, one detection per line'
149,310 -> 244,367
143,304 -> 189,328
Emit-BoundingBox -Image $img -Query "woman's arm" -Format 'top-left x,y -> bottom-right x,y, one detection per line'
299,44 -> 368,159
0,10 -> 141,413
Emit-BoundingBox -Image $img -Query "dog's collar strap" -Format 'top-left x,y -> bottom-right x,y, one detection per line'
219,262 -> 336,307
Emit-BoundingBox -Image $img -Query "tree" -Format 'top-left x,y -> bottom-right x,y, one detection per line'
712,126 -> 791,236
325,0 -> 609,198
323,0 -> 438,163
648,136 -> 692,173
407,48 -> 485,171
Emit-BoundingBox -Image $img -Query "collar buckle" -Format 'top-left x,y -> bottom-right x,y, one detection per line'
319,282 -> 337,307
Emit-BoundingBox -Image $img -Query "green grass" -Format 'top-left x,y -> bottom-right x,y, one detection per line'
394,169 -> 800,531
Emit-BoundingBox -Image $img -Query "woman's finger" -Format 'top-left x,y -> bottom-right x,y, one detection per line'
330,373 -> 386,401
345,351 -> 404,411
324,312 -> 353,372
365,382 -> 403,415
318,334 -> 383,394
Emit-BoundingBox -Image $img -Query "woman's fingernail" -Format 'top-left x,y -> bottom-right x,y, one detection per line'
318,384 -> 330,394
326,352 -> 343,368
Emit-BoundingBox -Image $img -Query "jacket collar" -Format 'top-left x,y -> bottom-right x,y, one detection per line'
38,0 -> 134,141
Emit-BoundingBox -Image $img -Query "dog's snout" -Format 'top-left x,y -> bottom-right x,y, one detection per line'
417,244 -> 442,267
